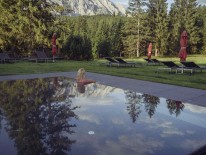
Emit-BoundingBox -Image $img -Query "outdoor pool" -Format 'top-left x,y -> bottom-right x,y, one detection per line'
0,77 -> 206,155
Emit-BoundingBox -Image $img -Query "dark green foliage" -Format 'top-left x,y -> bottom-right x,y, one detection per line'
125,0 -> 148,57
0,0 -> 54,56
96,40 -> 111,57
62,35 -> 92,60
64,15 -> 124,59
146,0 -> 168,56
196,5 -> 206,54
49,16 -> 72,49
168,0 -> 201,55
0,0 -> 205,59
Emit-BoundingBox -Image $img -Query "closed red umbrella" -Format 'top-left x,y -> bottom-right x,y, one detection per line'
178,31 -> 188,61
147,43 -> 152,60
52,33 -> 57,62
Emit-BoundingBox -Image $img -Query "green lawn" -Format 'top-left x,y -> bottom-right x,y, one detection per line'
0,55 -> 206,90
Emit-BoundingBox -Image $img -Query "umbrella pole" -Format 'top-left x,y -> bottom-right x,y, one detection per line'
53,55 -> 55,62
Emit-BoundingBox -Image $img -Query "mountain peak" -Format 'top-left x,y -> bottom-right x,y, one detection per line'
48,0 -> 126,16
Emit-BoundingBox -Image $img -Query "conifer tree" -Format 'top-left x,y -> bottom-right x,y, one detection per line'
0,0 -> 54,55
86,16 -> 100,57
197,5 -> 206,54
109,18 -> 124,56
146,0 -> 168,56
184,0 -> 201,54
121,17 -> 139,57
168,0 -> 200,55
126,0 -> 148,57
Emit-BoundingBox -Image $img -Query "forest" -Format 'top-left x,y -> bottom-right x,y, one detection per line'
0,0 -> 206,60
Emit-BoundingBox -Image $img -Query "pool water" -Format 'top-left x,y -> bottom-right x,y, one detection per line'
0,77 -> 206,155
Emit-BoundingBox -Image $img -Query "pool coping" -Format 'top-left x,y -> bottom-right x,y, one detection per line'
0,71 -> 206,107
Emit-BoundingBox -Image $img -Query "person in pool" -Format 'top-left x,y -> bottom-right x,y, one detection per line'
76,68 -> 96,84
76,68 -> 96,93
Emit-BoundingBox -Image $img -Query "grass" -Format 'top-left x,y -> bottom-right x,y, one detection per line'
0,55 -> 206,90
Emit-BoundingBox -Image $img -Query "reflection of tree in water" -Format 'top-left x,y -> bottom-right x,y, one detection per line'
125,90 -> 161,122
166,99 -> 185,117
125,90 -> 142,123
0,77 -> 79,155
142,94 -> 160,118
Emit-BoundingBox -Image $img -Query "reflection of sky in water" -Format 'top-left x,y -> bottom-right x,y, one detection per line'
0,77 -> 206,155
157,99 -> 206,129
70,84 -> 206,155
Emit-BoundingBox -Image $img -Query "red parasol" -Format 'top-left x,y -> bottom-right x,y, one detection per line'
52,33 -> 57,62
147,43 -> 152,60
178,31 -> 188,61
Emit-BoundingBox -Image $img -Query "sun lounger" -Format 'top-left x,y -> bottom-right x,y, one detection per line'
181,61 -> 206,74
0,53 -> 15,63
157,61 -> 193,74
104,57 -> 119,67
144,58 -> 161,65
36,50 -> 53,62
0,53 -> 4,63
114,58 -> 136,67
158,61 -> 180,73
29,50 -> 53,63
151,59 -> 161,64
144,58 -> 153,64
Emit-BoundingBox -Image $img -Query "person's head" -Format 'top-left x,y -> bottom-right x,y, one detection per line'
76,68 -> 85,81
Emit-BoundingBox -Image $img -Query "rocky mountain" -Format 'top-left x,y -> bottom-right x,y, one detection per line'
48,0 -> 126,16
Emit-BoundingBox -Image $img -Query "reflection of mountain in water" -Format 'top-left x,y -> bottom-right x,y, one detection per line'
0,76 -> 192,155
71,83 -> 118,97
52,77 -> 185,123
51,77 -> 118,98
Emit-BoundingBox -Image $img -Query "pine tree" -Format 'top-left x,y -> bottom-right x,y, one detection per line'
121,17 -> 139,57
184,0 -> 201,54
126,0 -> 148,57
197,5 -> 206,54
146,0 -> 168,56
168,0 -> 200,55
109,18 -> 124,56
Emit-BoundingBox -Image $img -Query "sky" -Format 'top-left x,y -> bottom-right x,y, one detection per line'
110,0 -> 206,7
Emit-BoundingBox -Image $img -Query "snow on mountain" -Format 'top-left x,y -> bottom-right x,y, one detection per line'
114,2 -> 126,14
48,0 -> 126,16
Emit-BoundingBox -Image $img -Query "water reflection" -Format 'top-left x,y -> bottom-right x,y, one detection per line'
166,99 -> 185,117
143,94 -> 160,118
125,91 -> 183,122
0,77 -> 206,155
125,90 -> 185,122
125,90 -> 142,123
0,77 -> 79,155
